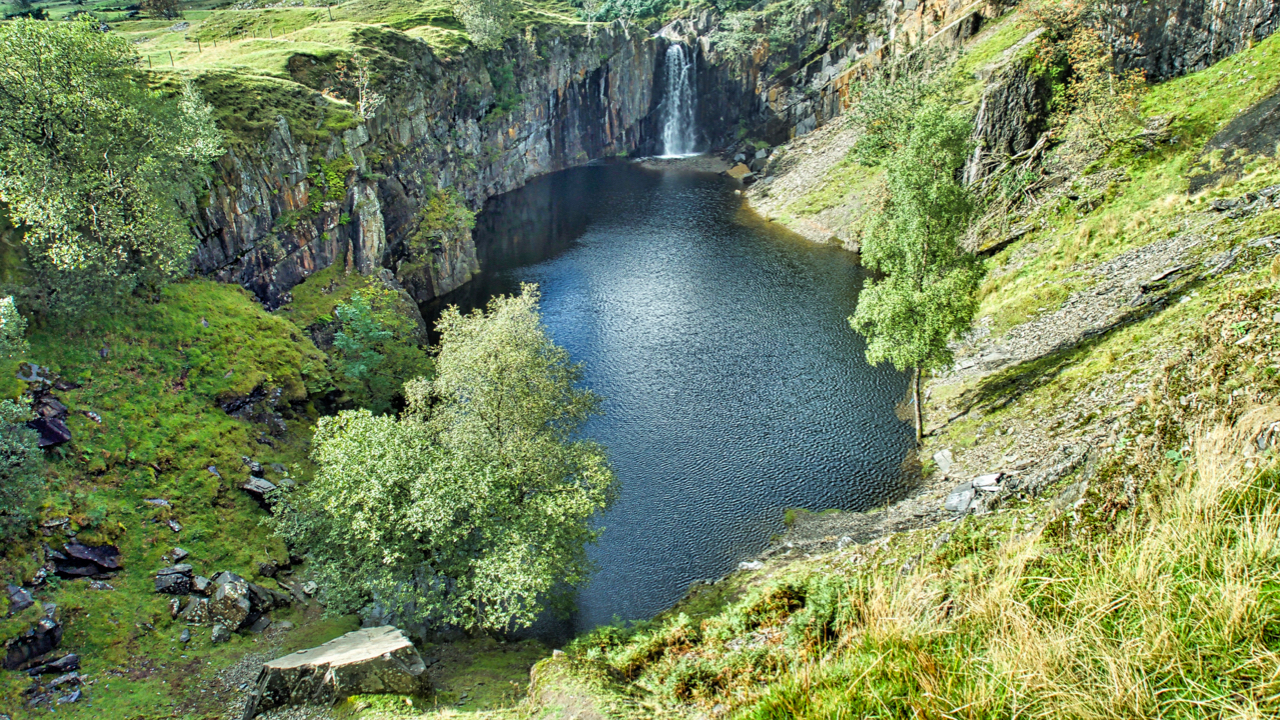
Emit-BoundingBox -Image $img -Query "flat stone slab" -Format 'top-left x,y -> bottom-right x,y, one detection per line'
241,626 -> 426,719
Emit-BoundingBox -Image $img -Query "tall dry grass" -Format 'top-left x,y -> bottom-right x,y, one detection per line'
729,412 -> 1280,718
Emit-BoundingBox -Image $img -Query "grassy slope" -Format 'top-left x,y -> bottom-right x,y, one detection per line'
515,21 -> 1280,720
0,279 -> 366,718
135,0 -> 579,149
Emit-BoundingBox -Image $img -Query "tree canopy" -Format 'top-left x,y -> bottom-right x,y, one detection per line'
0,400 -> 42,540
272,285 -> 617,632
849,99 -> 983,443
0,19 -> 222,315
453,0 -> 517,50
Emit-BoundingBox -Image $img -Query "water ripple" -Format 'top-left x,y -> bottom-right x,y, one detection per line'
426,162 -> 913,632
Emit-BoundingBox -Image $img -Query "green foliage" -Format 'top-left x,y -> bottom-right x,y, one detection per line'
848,100 -> 982,442
453,0 -> 517,49
485,59 -> 523,120
410,187 -> 476,255
331,285 -> 432,414
1057,28 -> 1149,152
307,154 -> 355,214
273,285 -> 617,632
0,296 -> 28,360
851,101 -> 982,375
0,400 -> 41,539
0,19 -> 223,316
0,278 -> 329,700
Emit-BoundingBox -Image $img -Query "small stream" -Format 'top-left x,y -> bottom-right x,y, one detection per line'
425,160 -> 913,633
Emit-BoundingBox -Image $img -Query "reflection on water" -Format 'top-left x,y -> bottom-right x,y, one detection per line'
426,161 -> 913,633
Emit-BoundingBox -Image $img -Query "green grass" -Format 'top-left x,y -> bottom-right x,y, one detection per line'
975,30 -> 1280,338
784,157 -> 882,218
949,10 -> 1038,105
0,280 -> 343,718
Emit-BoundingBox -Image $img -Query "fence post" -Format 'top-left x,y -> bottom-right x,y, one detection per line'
169,50 -> 174,66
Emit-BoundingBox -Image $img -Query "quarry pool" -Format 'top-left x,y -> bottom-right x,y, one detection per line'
425,160 -> 913,633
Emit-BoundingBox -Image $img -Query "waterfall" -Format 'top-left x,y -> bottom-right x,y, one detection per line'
660,43 -> 698,157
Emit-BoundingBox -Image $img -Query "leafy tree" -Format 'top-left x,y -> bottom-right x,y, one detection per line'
0,19 -> 222,316
272,285 -> 617,632
0,400 -> 42,540
0,296 -> 28,360
331,285 -> 430,413
849,101 -> 983,445
452,0 -> 516,50
1059,28 -> 1148,151
141,0 -> 181,19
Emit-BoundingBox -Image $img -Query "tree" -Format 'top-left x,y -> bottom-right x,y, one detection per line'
0,400 -> 42,540
0,296 -> 28,360
0,19 -> 222,316
452,0 -> 516,50
140,0 -> 181,19
272,285 -> 617,632
1059,28 -> 1147,152
332,53 -> 384,121
849,101 -> 984,445
331,285 -> 432,414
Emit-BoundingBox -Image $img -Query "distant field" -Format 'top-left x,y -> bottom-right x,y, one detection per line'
3,0 -> 587,147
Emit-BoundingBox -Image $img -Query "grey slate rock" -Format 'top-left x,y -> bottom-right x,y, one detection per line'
5,584 -> 33,615
27,654 -> 78,676
210,577 -> 252,630
240,626 -> 428,719
944,483 -> 976,514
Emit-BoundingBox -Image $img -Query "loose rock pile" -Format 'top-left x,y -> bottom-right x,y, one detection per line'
154,558 -> 297,642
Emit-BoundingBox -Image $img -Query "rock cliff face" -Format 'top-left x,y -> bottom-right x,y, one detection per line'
194,22 -> 664,308
190,1 -> 991,309
1101,0 -> 1280,82
190,0 -> 1280,309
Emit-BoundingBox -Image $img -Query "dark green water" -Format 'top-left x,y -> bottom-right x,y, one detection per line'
426,161 -> 913,632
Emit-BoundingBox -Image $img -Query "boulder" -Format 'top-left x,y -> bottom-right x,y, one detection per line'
210,576 -> 252,630
63,541 -> 121,570
27,417 -> 71,447
180,597 -> 211,624
240,626 -> 428,719
6,584 -> 34,615
51,541 -> 122,578
26,654 -> 78,676
211,624 -> 231,643
192,575 -> 212,595
725,163 -> 752,180
242,476 -> 278,507
2,605 -> 61,670
973,473 -> 1003,492
932,449 -> 954,476
33,396 -> 67,419
944,483 -> 976,514
154,565 -> 194,595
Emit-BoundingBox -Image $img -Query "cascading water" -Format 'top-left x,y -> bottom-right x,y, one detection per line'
660,43 -> 698,157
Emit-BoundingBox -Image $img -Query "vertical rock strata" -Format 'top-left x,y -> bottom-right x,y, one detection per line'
191,0 -> 1280,309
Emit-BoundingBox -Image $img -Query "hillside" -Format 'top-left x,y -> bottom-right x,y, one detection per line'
3,0 -> 1280,718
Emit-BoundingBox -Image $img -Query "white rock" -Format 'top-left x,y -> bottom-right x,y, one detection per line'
240,626 -> 427,719
973,473 -> 1003,491
932,449 -> 954,475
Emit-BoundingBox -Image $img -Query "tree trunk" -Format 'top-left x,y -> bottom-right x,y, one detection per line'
913,367 -> 924,446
